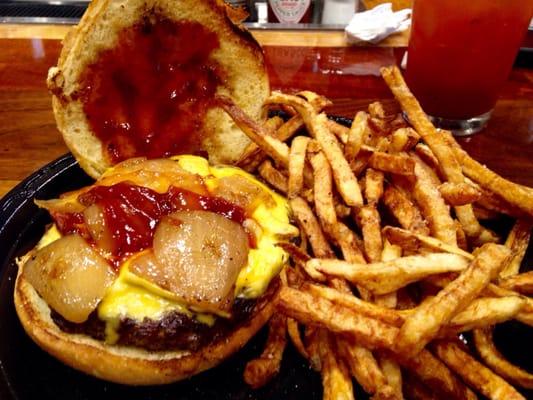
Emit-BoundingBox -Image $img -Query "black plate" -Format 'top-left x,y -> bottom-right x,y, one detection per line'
0,154 -> 531,400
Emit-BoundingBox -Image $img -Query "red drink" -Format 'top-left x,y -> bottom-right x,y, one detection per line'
406,0 -> 532,133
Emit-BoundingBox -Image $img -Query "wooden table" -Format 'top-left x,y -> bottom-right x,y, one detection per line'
0,24 -> 532,198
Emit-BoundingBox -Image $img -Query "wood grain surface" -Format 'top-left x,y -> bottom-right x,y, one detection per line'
0,27 -> 531,198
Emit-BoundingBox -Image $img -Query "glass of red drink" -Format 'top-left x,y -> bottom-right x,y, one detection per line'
405,0 -> 533,136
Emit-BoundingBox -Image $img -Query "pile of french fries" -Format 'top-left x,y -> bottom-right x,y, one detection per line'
219,66 -> 533,400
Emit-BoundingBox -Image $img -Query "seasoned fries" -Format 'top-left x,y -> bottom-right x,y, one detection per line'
395,244 -> 511,355
434,340 -> 525,400
218,65 -> 533,400
310,253 -> 469,294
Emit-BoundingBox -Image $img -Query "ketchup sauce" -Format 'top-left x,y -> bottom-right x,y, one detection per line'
53,183 -> 245,266
79,18 -> 224,163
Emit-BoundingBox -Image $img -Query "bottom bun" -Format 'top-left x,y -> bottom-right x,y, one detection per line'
14,268 -> 278,385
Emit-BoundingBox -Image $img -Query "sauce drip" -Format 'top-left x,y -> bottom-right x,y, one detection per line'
79,18 -> 223,163
52,182 -> 245,266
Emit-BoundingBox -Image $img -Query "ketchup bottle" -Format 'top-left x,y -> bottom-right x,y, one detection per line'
267,0 -> 315,23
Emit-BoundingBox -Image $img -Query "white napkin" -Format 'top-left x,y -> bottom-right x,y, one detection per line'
345,3 -> 411,44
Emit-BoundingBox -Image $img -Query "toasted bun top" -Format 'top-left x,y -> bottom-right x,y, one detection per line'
48,0 -> 269,178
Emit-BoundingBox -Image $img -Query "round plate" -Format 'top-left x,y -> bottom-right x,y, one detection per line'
0,154 -> 531,399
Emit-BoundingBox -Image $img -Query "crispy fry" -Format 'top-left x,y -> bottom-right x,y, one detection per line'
410,157 -> 457,245
414,143 -> 440,174
276,286 -> 398,349
309,151 -> 337,236
382,185 -> 429,235
345,111 -> 367,162
217,95 -> 290,168
288,136 -> 310,198
266,92 -> 363,206
326,119 -> 349,144
244,314 -> 287,388
236,116 -> 285,171
501,219 -> 532,278
368,152 -> 415,176
364,168 -> 384,204
310,253 -> 469,295
382,226 -> 473,260
289,197 -> 334,259
401,349 -> 478,400
403,372 -> 440,400
356,205 -> 383,263
378,355 -> 403,400
336,338 -> 391,396
258,160 -> 288,193
368,101 -> 386,119
330,221 -> 366,264
499,271 -> 533,295
395,244 -> 512,355
278,241 -> 327,282
439,181 -> 482,206
473,327 -> 533,389
390,127 -> 420,153
455,220 -> 468,251
287,317 -> 309,359
433,340 -> 525,400
303,283 -> 404,326
374,239 -> 402,308
438,296 -> 525,336
444,131 -> 533,216
305,326 -> 323,371
320,333 -> 355,400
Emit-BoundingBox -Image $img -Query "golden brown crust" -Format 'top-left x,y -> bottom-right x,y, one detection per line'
48,0 -> 269,179
14,263 -> 277,385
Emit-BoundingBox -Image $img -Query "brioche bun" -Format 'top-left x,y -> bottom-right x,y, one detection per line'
47,0 -> 269,179
14,259 -> 278,385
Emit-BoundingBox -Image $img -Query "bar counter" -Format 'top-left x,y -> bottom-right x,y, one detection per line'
0,24 -> 532,197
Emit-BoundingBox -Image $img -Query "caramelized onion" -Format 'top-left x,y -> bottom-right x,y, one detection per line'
213,175 -> 275,210
23,234 -> 115,323
131,210 -> 249,312
83,204 -> 114,254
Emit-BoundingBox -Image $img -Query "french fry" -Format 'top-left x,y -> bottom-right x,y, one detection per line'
287,317 -> 309,359
444,131 -> 533,216
374,239 -> 402,308
258,160 -> 288,194
390,127 -> 420,153
403,372 -> 440,400
277,241 -> 327,282
310,253 -> 469,295
410,157 -> 457,245
368,152 -> 415,176
401,349 -> 478,400
266,92 -> 363,206
326,119 -> 349,144
395,244 -> 512,356
289,197 -> 334,259
303,283 -> 404,326
438,181 -> 482,206
355,205 -> 383,263
433,340 -> 525,400
368,101 -> 386,119
382,185 -> 429,235
345,111 -> 367,162
244,314 -> 287,388
473,327 -> 533,389
319,332 -> 355,400
500,219 -> 532,278
217,95 -> 290,168
330,221 -> 366,265
455,220 -> 469,251
288,136 -> 310,198
382,226 -> 473,260
236,116 -> 285,171
414,142 -> 440,173
499,271 -> 533,295
437,296 -> 526,336
309,151 -> 337,236
378,355 -> 403,400
336,338 -> 392,396
276,286 -> 398,349
364,168 -> 384,204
